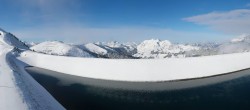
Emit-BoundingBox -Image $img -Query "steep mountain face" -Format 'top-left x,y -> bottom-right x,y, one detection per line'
83,43 -> 108,56
0,28 -> 29,50
83,41 -> 138,59
101,41 -> 137,55
30,41 -> 93,57
77,43 -> 116,58
134,39 -> 200,58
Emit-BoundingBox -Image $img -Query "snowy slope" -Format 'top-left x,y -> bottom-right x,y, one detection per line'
78,42 -> 137,59
102,41 -> 137,54
30,41 -> 93,57
94,41 -> 137,58
0,28 -> 28,50
0,29 -> 65,110
83,43 -> 108,55
0,48 -> 28,110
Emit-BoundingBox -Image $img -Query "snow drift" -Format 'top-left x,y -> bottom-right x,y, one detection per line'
18,50 -> 250,82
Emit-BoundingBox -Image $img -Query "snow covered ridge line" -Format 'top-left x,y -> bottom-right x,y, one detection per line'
0,28 -> 29,50
0,28 -> 65,110
2,27 -> 250,59
29,39 -> 201,59
30,41 -> 93,57
29,34 -> 250,59
18,50 -> 250,82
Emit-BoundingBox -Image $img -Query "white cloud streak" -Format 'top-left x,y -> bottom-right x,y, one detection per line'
13,0 -> 82,23
183,9 -> 250,34
246,3 -> 250,7
12,25 -> 230,43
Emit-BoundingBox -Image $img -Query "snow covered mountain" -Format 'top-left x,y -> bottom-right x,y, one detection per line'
30,41 -> 93,57
83,43 -> 108,56
218,34 -> 250,54
23,32 -> 250,59
134,39 -> 200,58
28,40 -> 138,58
99,41 -> 137,55
29,39 -> 201,59
93,41 -> 137,58
0,28 -> 29,50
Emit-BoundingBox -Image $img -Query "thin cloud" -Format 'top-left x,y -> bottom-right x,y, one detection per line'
12,0 -> 83,24
12,25 -> 230,43
246,3 -> 250,7
183,9 -> 250,34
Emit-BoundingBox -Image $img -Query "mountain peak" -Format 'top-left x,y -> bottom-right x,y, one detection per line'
0,28 -> 28,50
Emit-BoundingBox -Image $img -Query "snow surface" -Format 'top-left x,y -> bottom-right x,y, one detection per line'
0,46 -> 28,110
0,28 -> 65,110
18,50 -> 250,82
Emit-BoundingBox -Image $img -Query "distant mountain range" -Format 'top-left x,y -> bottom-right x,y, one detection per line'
28,34 -> 250,59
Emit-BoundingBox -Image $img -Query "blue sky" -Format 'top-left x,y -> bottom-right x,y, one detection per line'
1,0 -> 250,43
